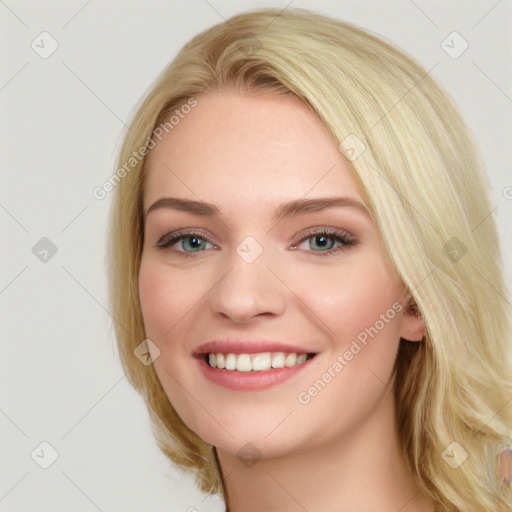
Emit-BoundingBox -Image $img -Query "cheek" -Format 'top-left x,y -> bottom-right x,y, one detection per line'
138,256 -> 215,439
305,259 -> 401,379
292,254 -> 402,344
138,262 -> 168,338
291,262 -> 403,443
138,257 -> 195,342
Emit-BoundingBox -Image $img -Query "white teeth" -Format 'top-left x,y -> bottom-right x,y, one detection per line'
236,354 -> 252,372
206,352 -> 311,371
225,353 -> 236,370
271,352 -> 285,369
252,353 -> 272,371
216,353 -> 225,369
285,353 -> 297,367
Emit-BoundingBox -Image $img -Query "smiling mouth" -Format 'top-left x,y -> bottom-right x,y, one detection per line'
202,352 -> 316,372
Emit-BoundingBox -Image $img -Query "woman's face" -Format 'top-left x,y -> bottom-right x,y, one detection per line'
139,92 -> 423,458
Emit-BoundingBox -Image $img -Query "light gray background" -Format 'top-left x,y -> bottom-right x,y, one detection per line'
1,1 -> 511,511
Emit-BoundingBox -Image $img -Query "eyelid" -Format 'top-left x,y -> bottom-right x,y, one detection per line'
290,226 -> 355,248
155,225 -> 357,256
156,227 -> 217,248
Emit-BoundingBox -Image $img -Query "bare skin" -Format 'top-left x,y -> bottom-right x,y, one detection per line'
139,91 -> 435,511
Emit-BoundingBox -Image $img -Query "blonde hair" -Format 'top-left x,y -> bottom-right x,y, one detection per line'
107,8 -> 512,511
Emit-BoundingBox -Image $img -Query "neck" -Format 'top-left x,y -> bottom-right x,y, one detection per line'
216,388 -> 435,512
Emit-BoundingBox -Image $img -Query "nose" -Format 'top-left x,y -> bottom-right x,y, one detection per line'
208,250 -> 287,324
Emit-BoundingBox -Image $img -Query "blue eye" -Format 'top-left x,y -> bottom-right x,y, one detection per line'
156,230 -> 216,255
307,234 -> 337,251
156,227 -> 356,258
293,229 -> 356,256
178,236 -> 212,252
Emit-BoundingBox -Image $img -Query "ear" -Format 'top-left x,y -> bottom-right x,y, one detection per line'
399,294 -> 425,342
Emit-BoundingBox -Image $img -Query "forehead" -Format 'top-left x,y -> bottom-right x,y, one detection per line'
143,92 -> 362,211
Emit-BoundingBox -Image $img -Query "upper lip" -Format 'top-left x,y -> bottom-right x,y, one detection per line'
193,339 -> 317,355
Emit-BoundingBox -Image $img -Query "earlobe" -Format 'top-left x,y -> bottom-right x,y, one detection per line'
399,296 -> 425,342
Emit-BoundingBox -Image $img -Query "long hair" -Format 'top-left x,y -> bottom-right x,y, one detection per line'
106,8 -> 512,510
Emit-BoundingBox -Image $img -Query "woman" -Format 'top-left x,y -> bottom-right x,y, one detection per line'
107,8 -> 512,511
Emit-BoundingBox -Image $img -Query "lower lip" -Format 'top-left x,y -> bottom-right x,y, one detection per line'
195,356 -> 315,391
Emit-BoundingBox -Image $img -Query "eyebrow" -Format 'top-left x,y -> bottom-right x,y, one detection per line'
144,196 -> 370,223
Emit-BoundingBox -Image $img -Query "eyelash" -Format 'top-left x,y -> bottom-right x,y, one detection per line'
156,227 -> 357,258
